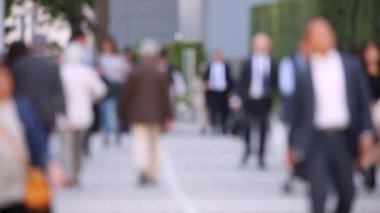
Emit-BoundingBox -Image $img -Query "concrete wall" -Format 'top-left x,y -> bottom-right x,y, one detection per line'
108,0 -> 178,49
203,0 -> 273,60
178,0 -> 203,42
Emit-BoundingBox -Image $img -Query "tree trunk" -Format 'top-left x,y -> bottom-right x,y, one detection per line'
94,0 -> 108,50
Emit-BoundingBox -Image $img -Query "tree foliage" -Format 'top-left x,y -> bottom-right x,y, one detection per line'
251,0 -> 380,58
5,0 -> 94,31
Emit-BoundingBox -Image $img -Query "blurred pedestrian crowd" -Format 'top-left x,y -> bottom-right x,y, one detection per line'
0,17 -> 380,213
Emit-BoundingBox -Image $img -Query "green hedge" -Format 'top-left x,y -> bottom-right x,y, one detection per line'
165,42 -> 205,74
251,0 -> 380,59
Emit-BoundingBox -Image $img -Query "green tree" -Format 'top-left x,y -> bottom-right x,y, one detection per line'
36,0 -> 93,31
5,0 -> 94,31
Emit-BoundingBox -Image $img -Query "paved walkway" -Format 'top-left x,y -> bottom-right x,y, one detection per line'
54,122 -> 380,213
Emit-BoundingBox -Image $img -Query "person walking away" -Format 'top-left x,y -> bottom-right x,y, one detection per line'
203,50 -> 234,134
60,45 -> 107,187
288,18 -> 374,213
239,33 -> 277,169
0,66 -> 48,213
360,42 -> 380,191
8,38 -> 66,133
98,37 -> 130,145
118,39 -> 173,186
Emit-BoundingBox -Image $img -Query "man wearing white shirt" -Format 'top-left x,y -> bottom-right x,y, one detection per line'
239,33 -> 277,168
288,18 -> 374,213
203,50 -> 233,134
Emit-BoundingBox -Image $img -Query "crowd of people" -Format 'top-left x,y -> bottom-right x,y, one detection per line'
202,17 -> 380,213
0,28 -> 178,212
0,16 -> 379,213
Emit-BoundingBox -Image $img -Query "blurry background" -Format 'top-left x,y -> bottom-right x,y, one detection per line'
1,0 -> 380,213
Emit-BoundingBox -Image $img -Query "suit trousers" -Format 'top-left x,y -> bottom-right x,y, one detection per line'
242,99 -> 271,165
308,131 -> 354,213
206,91 -> 229,133
131,123 -> 161,180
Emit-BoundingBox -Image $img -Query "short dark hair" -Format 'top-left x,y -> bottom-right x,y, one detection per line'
160,48 -> 167,58
71,28 -> 85,41
4,41 -> 28,67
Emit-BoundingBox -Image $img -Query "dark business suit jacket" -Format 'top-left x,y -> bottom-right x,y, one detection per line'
12,55 -> 66,131
289,52 -> 373,160
239,56 -> 277,105
203,61 -> 234,93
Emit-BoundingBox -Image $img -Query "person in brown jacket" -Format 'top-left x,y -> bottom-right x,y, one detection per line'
118,38 -> 173,186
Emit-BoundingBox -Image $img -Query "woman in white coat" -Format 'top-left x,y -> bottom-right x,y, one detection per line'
60,46 -> 107,186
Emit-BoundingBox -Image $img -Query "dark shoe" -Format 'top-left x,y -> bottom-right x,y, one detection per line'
138,173 -> 149,186
240,154 -> 250,167
258,159 -> 266,170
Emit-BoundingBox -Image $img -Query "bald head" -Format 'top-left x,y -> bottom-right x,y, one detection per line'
303,17 -> 336,55
252,33 -> 271,54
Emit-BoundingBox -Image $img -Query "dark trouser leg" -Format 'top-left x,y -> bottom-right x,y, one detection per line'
258,109 -> 269,167
73,130 -> 87,182
309,143 -> 329,213
364,166 -> 377,191
329,136 -> 354,213
0,203 -> 27,213
82,131 -> 91,156
242,116 -> 252,165
221,107 -> 229,134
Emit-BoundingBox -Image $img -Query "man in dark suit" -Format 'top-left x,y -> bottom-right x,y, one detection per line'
288,18 -> 374,213
11,36 -> 65,133
203,50 -> 234,134
239,33 -> 277,168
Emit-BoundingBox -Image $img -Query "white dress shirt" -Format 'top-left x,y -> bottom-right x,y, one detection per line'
249,54 -> 271,99
209,61 -> 227,92
311,49 -> 350,129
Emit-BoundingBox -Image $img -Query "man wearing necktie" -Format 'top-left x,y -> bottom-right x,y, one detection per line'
203,50 -> 233,134
239,33 -> 277,169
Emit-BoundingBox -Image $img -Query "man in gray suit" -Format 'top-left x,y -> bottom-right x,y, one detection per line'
288,18 -> 374,213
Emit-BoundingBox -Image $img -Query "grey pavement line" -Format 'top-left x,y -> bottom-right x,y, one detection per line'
161,144 -> 200,213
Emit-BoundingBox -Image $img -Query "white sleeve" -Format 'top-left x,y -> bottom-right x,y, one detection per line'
87,69 -> 107,101
278,57 -> 295,96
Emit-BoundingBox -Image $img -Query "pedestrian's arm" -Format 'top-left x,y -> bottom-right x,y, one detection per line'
118,72 -> 135,125
238,61 -> 249,99
355,61 -> 375,137
51,64 -> 66,115
161,75 -> 174,122
278,57 -> 295,97
88,70 -> 107,102
226,63 -> 235,93
202,65 -> 210,90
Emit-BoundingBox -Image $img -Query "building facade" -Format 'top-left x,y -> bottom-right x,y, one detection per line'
108,0 -> 272,59
108,0 -> 178,49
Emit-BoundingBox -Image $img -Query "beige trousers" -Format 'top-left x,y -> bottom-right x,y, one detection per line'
131,123 -> 161,179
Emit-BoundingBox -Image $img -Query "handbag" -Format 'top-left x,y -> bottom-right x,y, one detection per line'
0,126 -> 51,211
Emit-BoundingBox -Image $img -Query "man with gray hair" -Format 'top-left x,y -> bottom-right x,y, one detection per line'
118,38 -> 173,186
239,33 -> 277,169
